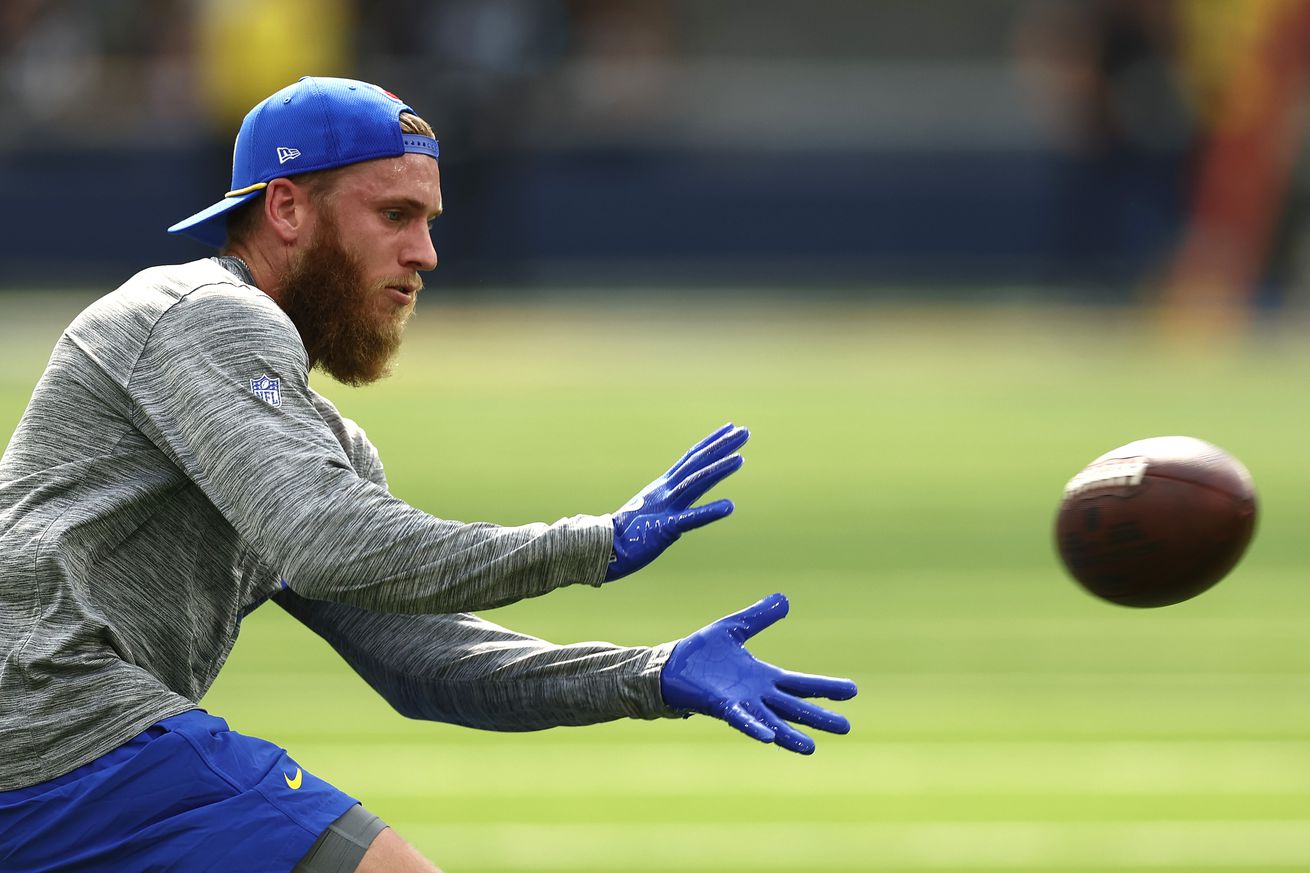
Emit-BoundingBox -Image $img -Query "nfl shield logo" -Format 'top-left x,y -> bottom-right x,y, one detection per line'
250,375 -> 282,408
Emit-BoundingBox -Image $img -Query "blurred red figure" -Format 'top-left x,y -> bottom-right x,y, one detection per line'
1162,0 -> 1310,334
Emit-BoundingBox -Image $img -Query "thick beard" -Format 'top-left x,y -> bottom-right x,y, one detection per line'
277,216 -> 410,387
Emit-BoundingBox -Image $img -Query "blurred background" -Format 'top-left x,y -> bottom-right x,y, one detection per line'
4,0 -> 1310,312
5,2 -> 1310,871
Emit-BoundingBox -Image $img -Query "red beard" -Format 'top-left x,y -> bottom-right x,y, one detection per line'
277,213 -> 413,386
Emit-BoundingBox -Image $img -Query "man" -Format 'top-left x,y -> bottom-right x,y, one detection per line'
0,77 -> 856,872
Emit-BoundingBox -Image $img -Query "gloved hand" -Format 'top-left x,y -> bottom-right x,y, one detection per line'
605,423 -> 748,582
660,593 -> 857,754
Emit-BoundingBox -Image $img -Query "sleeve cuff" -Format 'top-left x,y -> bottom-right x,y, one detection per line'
634,640 -> 684,720
579,512 -> 615,588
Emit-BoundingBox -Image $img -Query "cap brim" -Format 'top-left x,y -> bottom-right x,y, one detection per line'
167,191 -> 261,248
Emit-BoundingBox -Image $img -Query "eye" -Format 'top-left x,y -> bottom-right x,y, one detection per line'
382,209 -> 403,222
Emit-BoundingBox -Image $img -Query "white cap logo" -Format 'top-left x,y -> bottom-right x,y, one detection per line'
277,147 -> 302,165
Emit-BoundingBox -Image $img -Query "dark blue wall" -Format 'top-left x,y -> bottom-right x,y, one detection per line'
0,144 -> 1186,294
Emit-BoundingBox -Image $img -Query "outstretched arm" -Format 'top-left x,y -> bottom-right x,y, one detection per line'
272,587 -> 854,752
130,291 -> 614,616
660,593 -> 858,754
273,588 -> 678,730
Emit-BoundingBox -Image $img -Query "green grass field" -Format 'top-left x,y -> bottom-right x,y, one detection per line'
4,293 -> 1310,872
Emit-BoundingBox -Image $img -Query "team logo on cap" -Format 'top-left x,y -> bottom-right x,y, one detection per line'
370,84 -> 404,103
250,375 -> 282,407
276,147 -> 301,165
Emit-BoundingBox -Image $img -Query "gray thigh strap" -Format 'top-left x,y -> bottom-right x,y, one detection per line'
292,803 -> 389,873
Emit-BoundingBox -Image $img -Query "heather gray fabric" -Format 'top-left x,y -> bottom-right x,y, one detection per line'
0,257 -> 673,792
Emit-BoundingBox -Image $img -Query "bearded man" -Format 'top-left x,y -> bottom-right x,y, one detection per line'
0,77 -> 855,872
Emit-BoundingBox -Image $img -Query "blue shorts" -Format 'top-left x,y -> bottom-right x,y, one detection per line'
0,709 -> 359,872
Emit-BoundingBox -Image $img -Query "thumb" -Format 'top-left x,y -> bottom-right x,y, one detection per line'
716,592 -> 789,642
672,499 -> 734,532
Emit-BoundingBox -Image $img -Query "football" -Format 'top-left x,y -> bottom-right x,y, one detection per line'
1054,436 -> 1258,607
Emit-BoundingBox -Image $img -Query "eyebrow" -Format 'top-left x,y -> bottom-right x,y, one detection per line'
384,196 -> 443,219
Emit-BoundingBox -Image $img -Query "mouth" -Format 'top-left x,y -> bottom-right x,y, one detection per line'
384,284 -> 418,306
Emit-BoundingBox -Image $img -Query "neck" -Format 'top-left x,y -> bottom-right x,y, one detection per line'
223,243 -> 283,301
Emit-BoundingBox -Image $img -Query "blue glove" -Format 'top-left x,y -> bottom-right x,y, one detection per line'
660,593 -> 858,754
605,423 -> 748,582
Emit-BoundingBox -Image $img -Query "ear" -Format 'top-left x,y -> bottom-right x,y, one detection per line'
262,178 -> 314,244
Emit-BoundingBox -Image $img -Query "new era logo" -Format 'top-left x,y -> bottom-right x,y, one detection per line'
277,147 -> 301,165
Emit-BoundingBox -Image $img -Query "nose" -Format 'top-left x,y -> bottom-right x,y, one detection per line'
403,224 -> 438,272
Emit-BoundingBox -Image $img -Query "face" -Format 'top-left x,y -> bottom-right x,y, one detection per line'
277,154 -> 442,386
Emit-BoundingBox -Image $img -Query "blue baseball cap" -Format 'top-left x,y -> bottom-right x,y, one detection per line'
169,76 -> 439,248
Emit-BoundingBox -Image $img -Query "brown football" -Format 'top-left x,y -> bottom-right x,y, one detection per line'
1054,436 -> 1257,607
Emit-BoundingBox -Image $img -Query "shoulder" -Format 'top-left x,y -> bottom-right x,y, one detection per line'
74,258 -> 269,331
67,259 -> 306,383
146,261 -> 307,370
158,263 -> 298,343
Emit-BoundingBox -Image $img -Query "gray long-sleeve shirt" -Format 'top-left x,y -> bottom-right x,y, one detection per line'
0,258 -> 673,792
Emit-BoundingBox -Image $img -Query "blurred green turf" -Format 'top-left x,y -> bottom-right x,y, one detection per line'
4,293 -> 1310,871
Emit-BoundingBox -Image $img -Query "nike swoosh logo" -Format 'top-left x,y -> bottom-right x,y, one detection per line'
284,767 -> 303,790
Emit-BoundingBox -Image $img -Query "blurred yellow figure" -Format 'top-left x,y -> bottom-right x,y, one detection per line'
197,0 -> 352,130
1175,0 -> 1297,131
